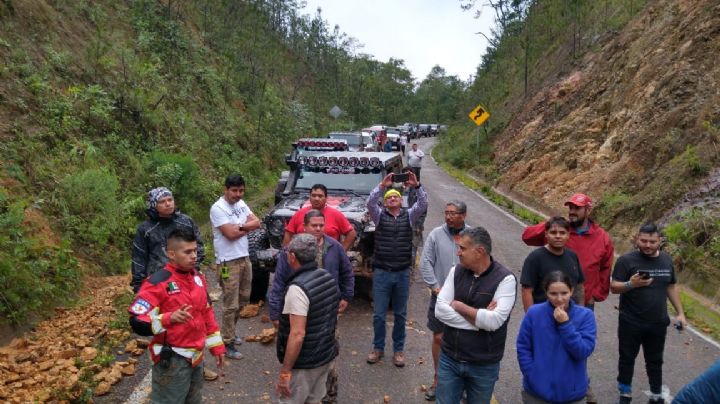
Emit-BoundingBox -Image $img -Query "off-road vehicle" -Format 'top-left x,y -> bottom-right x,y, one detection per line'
249,138 -> 404,298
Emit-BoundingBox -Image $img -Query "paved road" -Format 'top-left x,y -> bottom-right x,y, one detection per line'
113,137 -> 719,403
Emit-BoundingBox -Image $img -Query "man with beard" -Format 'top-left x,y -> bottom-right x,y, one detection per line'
419,200 -> 470,401
611,223 -> 686,404
520,216 -> 585,312
522,194 -> 613,311
283,184 -> 357,251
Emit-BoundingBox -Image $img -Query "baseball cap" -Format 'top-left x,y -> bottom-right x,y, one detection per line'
564,193 -> 592,208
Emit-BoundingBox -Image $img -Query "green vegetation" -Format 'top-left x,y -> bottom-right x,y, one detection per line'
0,0 -> 469,325
437,0 -> 651,169
438,162 -> 544,225
664,208 -> 720,296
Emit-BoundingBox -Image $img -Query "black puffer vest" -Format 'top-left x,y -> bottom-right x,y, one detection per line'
373,208 -> 413,271
441,261 -> 515,364
277,262 -> 339,369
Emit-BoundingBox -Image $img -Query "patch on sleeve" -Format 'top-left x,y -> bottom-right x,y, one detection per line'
194,276 -> 203,287
130,299 -> 151,315
166,282 -> 181,295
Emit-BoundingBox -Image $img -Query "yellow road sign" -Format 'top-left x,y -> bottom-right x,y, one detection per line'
469,104 -> 490,126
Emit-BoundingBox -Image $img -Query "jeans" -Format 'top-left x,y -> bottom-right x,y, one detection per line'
617,315 -> 668,394
372,268 -> 410,353
436,352 -> 499,404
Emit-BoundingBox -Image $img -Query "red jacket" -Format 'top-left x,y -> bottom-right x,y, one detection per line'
128,263 -> 225,366
522,221 -> 614,304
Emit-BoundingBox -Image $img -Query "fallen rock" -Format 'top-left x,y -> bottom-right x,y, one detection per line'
238,304 -> 260,318
95,382 -> 111,396
121,364 -> 136,376
135,339 -> 150,349
80,347 -> 97,362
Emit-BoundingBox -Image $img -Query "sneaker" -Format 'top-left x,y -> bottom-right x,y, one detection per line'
617,396 -> 632,404
366,350 -> 383,364
648,398 -> 664,404
234,336 -> 244,345
203,367 -> 218,381
424,384 -> 436,401
224,344 -> 243,360
393,351 -> 405,367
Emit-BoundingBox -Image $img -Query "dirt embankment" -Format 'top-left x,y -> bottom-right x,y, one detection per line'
492,0 -> 720,242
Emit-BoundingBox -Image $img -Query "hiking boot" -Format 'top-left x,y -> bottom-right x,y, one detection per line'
424,384 -> 436,401
393,351 -> 405,367
203,367 -> 218,381
224,344 -> 243,360
366,350 -> 383,364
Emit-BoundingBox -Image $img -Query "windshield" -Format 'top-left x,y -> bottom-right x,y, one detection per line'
296,168 -> 382,193
329,134 -> 361,146
386,129 -> 400,134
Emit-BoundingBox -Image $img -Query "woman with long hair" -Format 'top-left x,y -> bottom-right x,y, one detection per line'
516,271 -> 597,403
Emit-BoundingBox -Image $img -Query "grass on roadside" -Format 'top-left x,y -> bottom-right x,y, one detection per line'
671,291 -> 720,342
438,161 -> 544,225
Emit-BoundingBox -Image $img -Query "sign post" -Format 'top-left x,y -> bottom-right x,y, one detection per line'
468,103 -> 491,153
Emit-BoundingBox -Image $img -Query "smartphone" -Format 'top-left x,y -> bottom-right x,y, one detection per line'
638,270 -> 651,279
393,172 -> 409,183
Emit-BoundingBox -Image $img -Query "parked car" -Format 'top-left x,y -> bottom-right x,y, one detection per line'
328,132 -> 376,152
417,124 -> 431,137
385,127 -> 401,151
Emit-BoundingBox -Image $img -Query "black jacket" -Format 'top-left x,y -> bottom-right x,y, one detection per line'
130,208 -> 205,292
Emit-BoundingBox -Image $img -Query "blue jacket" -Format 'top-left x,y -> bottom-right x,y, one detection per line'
516,301 -> 596,403
268,235 -> 354,321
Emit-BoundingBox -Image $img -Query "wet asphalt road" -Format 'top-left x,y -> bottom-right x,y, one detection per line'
108,137 -> 720,404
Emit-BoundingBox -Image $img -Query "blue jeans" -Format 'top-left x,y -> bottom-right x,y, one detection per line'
436,352 -> 499,404
372,268 -> 410,352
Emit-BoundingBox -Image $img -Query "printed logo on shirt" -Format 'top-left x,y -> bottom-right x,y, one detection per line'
166,282 -> 181,295
194,276 -> 203,287
130,299 -> 151,315
231,206 -> 248,217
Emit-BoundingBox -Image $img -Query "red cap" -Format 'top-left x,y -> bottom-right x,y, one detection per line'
564,193 -> 592,208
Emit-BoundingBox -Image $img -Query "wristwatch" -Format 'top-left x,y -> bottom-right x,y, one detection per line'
238,223 -> 245,231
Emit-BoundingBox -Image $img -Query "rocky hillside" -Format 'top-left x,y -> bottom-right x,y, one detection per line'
493,0 -> 719,243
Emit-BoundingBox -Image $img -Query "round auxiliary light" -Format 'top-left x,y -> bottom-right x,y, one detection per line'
307,156 -> 318,166
338,157 -> 349,167
369,157 -> 381,167
297,156 -> 307,165
318,156 -> 328,166
348,157 -> 358,167
328,156 -> 338,166
359,157 -> 369,167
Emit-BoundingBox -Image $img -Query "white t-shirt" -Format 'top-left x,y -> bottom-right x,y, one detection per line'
400,135 -> 408,146
407,149 -> 424,167
283,285 -> 309,316
210,197 -> 253,263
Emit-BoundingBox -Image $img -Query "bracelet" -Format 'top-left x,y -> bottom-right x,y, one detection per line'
279,370 -> 292,382
625,281 -> 633,290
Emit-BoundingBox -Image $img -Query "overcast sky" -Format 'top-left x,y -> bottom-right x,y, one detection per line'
300,0 -> 495,82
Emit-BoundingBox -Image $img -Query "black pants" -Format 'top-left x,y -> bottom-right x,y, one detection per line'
410,167 -> 421,181
617,315 -> 667,394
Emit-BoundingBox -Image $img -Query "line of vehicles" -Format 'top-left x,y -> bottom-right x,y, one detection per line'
246,125 -> 442,300
325,123 -> 444,153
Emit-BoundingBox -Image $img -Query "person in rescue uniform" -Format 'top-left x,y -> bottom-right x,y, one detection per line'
129,228 -> 225,403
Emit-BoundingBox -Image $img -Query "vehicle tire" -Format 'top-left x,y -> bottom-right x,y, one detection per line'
248,229 -> 271,302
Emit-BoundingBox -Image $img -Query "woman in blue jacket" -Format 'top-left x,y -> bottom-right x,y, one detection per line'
517,271 -> 597,403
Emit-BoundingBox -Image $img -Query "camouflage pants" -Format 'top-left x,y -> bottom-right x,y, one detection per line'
220,257 -> 252,343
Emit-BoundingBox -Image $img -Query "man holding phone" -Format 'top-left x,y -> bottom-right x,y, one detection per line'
610,222 -> 687,404
366,170 -> 427,367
